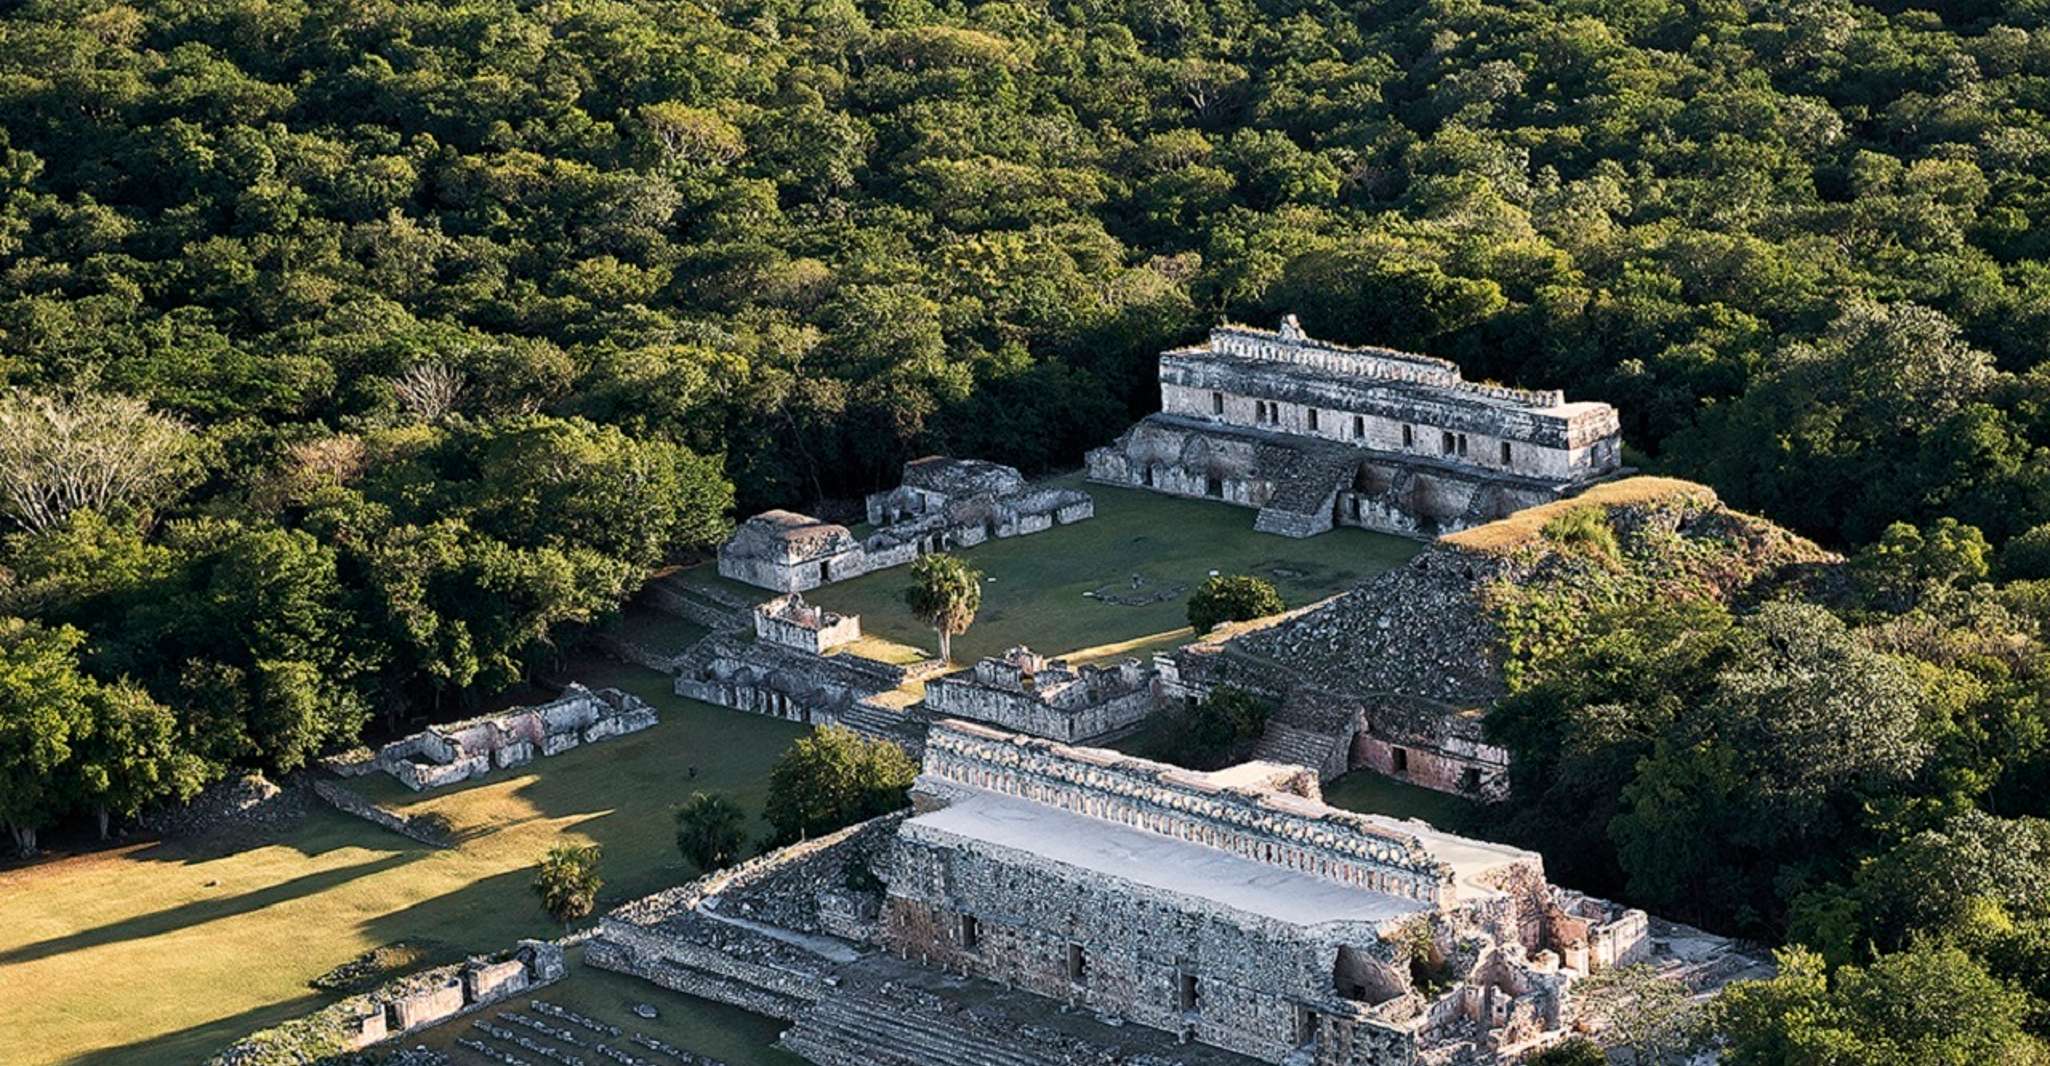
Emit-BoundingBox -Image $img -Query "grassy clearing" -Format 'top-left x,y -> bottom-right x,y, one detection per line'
1438,476 -> 1716,554
1320,770 -> 1485,831
797,474 -> 1419,662
1,658 -> 805,1066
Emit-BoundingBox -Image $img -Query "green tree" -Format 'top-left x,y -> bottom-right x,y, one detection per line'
1852,518 -> 1991,610
533,842 -> 603,925
1527,1039 -> 1606,1066
1187,574 -> 1285,633
0,618 -> 94,854
1155,686 -> 1271,770
71,681 -> 214,839
905,554 -> 981,664
763,726 -> 917,847
675,792 -> 748,875
1714,945 -> 2047,1065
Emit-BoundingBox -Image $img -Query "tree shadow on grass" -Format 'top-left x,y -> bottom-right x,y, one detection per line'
63,990 -> 333,1066
0,850 -> 421,967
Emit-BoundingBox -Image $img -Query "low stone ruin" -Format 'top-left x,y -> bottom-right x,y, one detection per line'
371,684 -> 658,791
209,941 -> 566,1064
718,457 -> 1094,592
921,645 -> 1153,743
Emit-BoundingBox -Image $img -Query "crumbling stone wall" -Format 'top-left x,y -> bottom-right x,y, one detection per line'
721,458 -> 1094,592
922,648 -> 1155,742
753,593 -> 861,654
374,685 -> 657,791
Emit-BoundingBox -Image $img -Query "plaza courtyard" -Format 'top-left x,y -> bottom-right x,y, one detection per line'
693,473 -> 1421,664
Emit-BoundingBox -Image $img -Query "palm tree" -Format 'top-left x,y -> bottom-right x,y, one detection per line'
905,553 -> 981,663
675,792 -> 747,873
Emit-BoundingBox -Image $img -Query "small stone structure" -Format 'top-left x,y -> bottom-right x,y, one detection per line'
1086,315 -> 1623,537
210,941 -> 566,1063
921,646 -> 1153,743
718,457 -> 1094,592
753,593 -> 861,654
372,684 -> 658,791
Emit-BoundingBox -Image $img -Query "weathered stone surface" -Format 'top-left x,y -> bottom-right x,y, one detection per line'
1086,315 -> 1623,539
922,646 -> 1154,743
719,457 -> 1094,592
372,684 -> 658,792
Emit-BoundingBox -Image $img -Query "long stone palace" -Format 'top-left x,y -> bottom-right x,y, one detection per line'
589,722 -> 1766,1066
1086,316 -> 1623,537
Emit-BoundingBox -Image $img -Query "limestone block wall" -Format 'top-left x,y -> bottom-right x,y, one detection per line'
924,683 -> 1155,743
882,832 -> 1408,1066
755,601 -> 862,654
387,980 -> 466,1030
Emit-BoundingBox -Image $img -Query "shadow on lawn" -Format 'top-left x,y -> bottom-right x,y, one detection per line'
0,850 -> 422,967
64,990 -> 331,1066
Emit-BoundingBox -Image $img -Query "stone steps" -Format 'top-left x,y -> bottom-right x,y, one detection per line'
1253,454 -> 1349,538
835,701 -> 927,755
781,995 -> 1065,1066
1251,722 -> 1341,776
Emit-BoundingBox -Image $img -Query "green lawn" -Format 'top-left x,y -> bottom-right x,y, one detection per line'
797,474 -> 1420,663
1,659 -> 805,1066
1320,769 -> 1486,831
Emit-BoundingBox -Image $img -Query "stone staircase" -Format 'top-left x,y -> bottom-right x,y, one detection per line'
1253,453 -> 1349,538
836,700 -> 929,756
1251,721 -> 1343,779
780,995 -> 1068,1066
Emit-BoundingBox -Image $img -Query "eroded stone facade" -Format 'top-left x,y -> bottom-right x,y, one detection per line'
878,722 -> 1658,1065
1086,316 -> 1622,537
920,646 -> 1153,743
371,684 -> 657,791
719,458 -> 1094,592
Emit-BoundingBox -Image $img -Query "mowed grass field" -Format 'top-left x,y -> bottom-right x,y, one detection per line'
0,659 -> 805,1066
702,474 -> 1421,664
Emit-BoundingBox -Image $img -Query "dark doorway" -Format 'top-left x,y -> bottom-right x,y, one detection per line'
1391,747 -> 1409,774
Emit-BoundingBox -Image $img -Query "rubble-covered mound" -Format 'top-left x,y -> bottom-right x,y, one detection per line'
1191,477 -> 1836,705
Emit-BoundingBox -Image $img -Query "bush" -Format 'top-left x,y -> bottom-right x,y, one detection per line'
1154,686 -> 1272,770
1187,574 -> 1285,633
675,791 -> 748,874
2002,522 -> 2050,582
1540,506 -> 1619,564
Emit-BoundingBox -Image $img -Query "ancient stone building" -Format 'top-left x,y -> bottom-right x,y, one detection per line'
588,718 -> 1768,1066
672,597 -> 910,735
718,510 -> 866,592
754,593 -> 862,654
720,458 -> 1095,592
370,684 -> 657,791
920,646 -> 1153,743
1086,316 -> 1623,537
878,721 -> 1653,1064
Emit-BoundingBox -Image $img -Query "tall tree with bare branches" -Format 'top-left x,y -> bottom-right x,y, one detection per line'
0,391 -> 196,534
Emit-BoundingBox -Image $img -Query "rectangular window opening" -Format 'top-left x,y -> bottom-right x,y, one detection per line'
1391,746 -> 1409,774
960,914 -> 980,950
1354,415 -> 1365,439
1307,408 -> 1319,431
1501,441 -> 1512,464
1457,434 -> 1469,457
1179,973 -> 1200,1012
1441,431 -> 1454,455
1206,474 -> 1223,498
1402,424 -> 1414,447
1068,943 -> 1087,983
1212,391 -> 1224,415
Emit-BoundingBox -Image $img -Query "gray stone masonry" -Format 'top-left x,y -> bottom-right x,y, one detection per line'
921,645 -> 1154,743
372,684 -> 657,791
720,457 -> 1094,592
1086,315 -> 1622,538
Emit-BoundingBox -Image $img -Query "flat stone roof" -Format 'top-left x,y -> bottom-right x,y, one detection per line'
907,787 -> 1433,928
